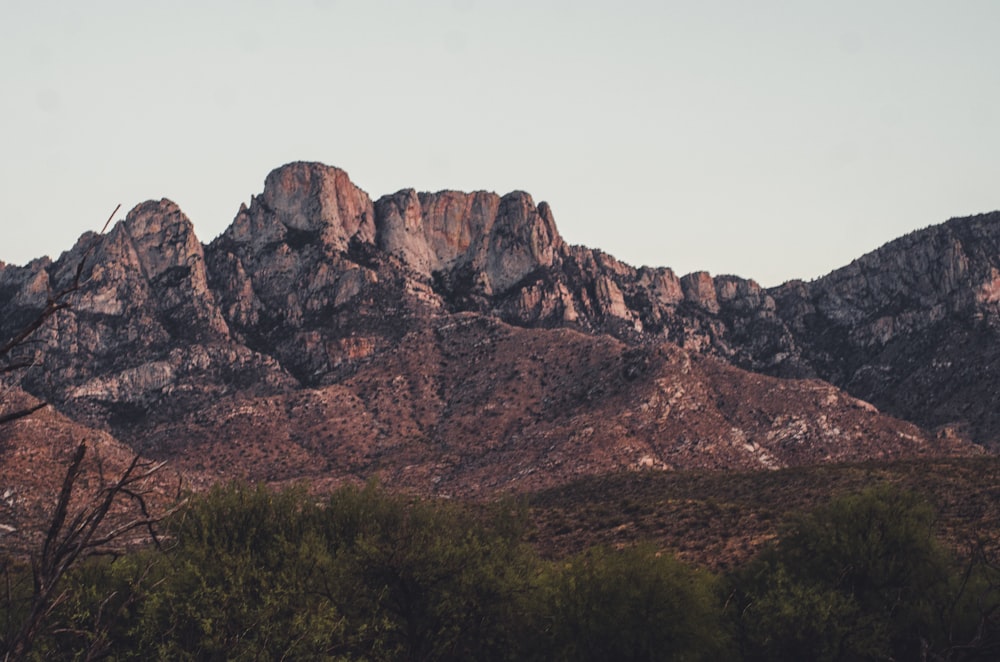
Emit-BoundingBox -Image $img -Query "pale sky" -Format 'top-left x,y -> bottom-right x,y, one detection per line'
2,1 -> 998,286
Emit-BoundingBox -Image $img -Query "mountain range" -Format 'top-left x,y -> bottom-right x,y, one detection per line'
1,162 -> 995,510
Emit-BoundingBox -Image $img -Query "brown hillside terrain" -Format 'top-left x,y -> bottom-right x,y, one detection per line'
108,314 -> 969,497
0,161 -> 994,540
528,456 -> 1000,570
0,389 -> 183,554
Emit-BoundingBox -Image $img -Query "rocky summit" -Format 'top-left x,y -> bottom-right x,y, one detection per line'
0,162 -> 994,505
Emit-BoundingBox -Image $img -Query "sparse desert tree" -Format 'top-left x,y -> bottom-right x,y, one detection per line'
1,445 -> 173,660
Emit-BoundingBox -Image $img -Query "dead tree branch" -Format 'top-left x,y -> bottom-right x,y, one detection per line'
0,205 -> 188,660
3,442 -> 181,660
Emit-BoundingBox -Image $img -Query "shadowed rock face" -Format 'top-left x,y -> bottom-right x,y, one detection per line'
0,161 -> 994,500
762,214 -> 1000,444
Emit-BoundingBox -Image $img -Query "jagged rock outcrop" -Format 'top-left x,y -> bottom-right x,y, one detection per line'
0,161 -> 995,502
250,162 -> 377,251
757,214 -> 1000,444
205,163 -> 434,385
375,189 -> 563,293
0,201 -> 294,441
424,197 -> 1000,446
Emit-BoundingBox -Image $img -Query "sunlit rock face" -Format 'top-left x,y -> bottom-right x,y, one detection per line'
374,188 -> 564,295
1,198 -> 292,440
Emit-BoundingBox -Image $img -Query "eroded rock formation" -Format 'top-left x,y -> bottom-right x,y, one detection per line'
0,161 -> 995,500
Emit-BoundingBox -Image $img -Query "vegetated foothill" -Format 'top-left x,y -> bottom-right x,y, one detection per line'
3,475 -> 1000,660
3,161 -> 1000,659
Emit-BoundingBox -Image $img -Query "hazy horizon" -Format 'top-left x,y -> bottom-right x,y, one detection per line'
3,1 -> 998,286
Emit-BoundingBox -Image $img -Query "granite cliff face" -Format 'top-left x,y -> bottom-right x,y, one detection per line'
760,214 -> 1000,444
0,161 -> 993,501
1,199 -> 292,440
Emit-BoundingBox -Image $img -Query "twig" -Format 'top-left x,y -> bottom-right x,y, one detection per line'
0,205 -> 119,428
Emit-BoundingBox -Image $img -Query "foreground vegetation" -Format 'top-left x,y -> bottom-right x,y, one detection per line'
3,467 -> 1000,660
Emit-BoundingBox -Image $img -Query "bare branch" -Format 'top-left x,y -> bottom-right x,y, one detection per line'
0,203 -> 119,369
4,441 -> 178,659
0,404 -> 46,427
0,302 -> 72,365
0,205 -> 183,660
0,362 -> 34,377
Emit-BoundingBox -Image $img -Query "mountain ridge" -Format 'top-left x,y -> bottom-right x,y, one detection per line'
0,161 -> 994,510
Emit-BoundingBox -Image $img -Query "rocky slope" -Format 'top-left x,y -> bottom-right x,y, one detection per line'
0,162 -> 993,506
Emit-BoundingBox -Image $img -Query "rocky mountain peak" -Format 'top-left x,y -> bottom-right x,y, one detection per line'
120,200 -> 215,291
1,161 -> 996,505
223,162 -> 376,253
485,191 -> 565,292
72,199 -> 230,341
373,187 -> 565,295
811,211 -> 1000,332
374,189 -> 500,276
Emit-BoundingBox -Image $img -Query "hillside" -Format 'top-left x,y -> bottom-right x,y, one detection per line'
0,161 -> 994,520
528,456 -> 1000,570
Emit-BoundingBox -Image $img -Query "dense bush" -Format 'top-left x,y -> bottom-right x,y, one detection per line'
728,484 -> 1000,661
136,482 -> 342,659
5,480 -> 1000,660
533,543 -> 726,661
314,483 -> 538,661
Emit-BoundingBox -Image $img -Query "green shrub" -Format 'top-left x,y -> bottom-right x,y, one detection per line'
535,543 -> 727,662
